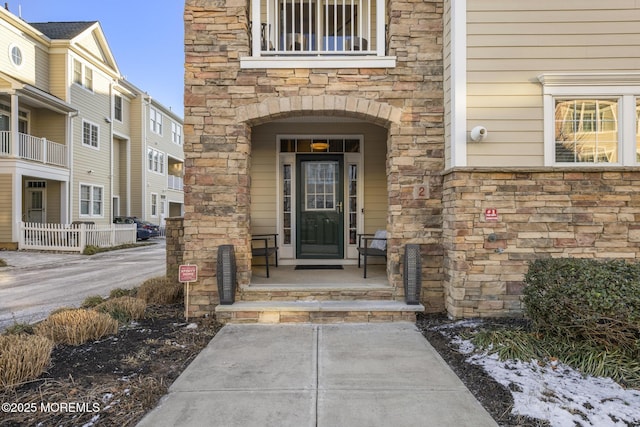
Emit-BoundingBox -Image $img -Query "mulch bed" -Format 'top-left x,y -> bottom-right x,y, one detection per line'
0,304 -> 223,427
1,307 -> 551,426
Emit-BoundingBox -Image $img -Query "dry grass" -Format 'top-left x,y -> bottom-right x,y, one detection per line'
35,309 -> 118,346
95,296 -> 147,322
137,276 -> 183,305
0,334 -> 54,390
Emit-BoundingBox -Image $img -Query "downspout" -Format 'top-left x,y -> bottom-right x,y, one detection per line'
65,110 -> 78,224
108,80 -> 114,222
9,91 -> 20,242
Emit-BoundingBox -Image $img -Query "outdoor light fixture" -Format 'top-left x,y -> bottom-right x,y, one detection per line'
217,245 -> 237,304
310,140 -> 329,151
404,244 -> 422,305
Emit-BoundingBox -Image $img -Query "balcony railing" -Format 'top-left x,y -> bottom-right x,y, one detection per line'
168,174 -> 184,191
251,0 -> 386,57
0,131 -> 68,168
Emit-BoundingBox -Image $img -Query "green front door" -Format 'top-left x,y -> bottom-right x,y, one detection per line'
296,155 -> 344,258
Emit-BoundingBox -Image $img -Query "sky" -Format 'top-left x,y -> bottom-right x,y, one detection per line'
12,0 -> 184,117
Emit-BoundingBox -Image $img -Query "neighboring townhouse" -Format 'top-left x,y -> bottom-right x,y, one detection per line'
0,7 -> 183,249
182,0 -> 640,321
121,79 -> 184,225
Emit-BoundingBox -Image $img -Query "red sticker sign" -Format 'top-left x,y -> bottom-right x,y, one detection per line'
179,265 -> 198,282
484,208 -> 498,221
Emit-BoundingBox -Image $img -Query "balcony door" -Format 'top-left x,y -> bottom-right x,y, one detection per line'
26,182 -> 46,223
296,155 -> 344,258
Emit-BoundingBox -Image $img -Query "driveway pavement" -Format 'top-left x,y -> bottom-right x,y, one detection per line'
0,241 -> 166,331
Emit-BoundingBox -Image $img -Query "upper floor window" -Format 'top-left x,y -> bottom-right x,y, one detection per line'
82,120 -> 99,149
73,59 -> 94,91
80,184 -> 103,217
171,122 -> 182,145
150,107 -> 163,135
540,73 -> 640,166
114,95 -> 123,122
243,0 -> 395,68
147,147 -> 165,174
73,59 -> 82,85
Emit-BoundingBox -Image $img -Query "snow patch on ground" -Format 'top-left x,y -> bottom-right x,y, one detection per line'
455,333 -> 640,426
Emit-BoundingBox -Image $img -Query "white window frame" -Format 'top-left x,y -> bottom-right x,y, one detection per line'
276,134 -> 365,260
147,147 -> 165,174
539,73 -> 640,167
171,121 -> 182,145
73,59 -> 82,85
72,58 -> 94,92
150,107 -> 163,135
151,193 -> 158,217
114,95 -> 123,122
79,183 -> 104,217
9,43 -> 23,69
82,120 -> 99,149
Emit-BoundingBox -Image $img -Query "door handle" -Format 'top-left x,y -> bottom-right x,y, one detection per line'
337,201 -> 343,213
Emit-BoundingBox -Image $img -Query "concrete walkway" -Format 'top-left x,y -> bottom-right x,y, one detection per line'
138,323 -> 497,427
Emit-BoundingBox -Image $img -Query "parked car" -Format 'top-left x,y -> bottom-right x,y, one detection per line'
140,220 -> 161,237
113,216 -> 151,240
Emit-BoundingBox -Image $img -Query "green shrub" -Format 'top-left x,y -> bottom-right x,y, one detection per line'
137,277 -> 183,305
109,287 -> 136,298
81,295 -> 106,308
523,258 -> 640,353
95,296 -> 146,323
0,258 -> 7,267
82,245 -> 100,255
3,322 -> 34,336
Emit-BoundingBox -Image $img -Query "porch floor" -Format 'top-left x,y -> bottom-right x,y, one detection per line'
218,263 -> 423,324
249,263 -> 387,287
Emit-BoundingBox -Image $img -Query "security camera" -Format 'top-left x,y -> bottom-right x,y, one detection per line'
470,126 -> 487,142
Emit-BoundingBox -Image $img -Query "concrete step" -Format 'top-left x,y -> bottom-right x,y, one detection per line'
214,300 -> 424,324
239,284 -> 396,301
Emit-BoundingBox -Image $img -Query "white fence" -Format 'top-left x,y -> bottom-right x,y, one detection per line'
19,222 -> 137,252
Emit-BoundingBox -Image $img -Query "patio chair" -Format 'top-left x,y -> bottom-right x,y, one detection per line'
251,233 -> 279,278
357,230 -> 387,278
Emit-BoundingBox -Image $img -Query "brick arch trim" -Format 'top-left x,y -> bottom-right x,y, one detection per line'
235,95 -> 402,128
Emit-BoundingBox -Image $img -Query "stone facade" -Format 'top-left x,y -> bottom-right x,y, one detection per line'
442,168 -> 640,318
183,0 -> 446,317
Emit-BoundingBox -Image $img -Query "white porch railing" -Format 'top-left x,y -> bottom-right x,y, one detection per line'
0,131 -> 68,167
19,222 -> 137,253
168,174 -> 184,191
252,0 -> 385,56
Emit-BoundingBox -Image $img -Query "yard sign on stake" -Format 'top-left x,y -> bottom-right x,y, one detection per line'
178,264 -> 198,320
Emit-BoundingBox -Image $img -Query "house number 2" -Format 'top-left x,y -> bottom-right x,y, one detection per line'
413,184 -> 429,199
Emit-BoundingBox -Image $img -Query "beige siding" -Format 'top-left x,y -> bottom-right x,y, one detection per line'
129,97 -> 144,216
31,109 -> 66,146
250,121 -> 388,237
70,63 -> 114,223
466,0 -> 640,166
46,180 -> 61,223
48,53 -> 68,101
0,23 -> 38,86
0,174 -> 12,242
77,31 -> 108,64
